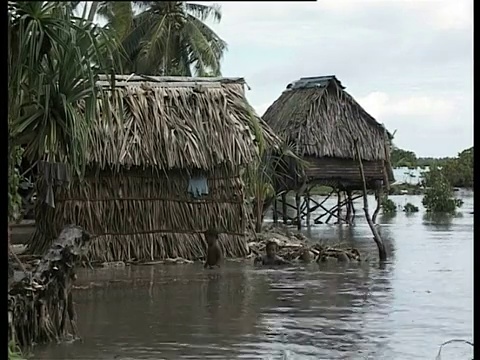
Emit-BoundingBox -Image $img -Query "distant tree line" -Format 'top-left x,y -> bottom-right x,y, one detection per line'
390,146 -> 473,188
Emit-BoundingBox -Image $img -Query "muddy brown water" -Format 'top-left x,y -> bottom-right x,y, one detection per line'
33,194 -> 473,359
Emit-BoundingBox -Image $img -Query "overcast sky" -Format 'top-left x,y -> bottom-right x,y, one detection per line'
202,0 -> 473,157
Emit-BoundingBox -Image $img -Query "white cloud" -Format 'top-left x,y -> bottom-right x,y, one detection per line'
356,92 -> 457,123
253,102 -> 272,117
428,0 -> 473,31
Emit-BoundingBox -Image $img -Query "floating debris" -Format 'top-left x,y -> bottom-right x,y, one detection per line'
248,224 -> 362,263
8,225 -> 91,349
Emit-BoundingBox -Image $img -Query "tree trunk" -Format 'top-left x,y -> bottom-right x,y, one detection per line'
9,225 -> 91,348
354,140 -> 387,261
87,2 -> 98,22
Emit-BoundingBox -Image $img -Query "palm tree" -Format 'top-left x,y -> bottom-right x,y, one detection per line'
96,1 -> 227,76
9,1 -> 122,175
8,1 -> 121,248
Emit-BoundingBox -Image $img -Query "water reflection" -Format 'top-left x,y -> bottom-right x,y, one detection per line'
34,195 -> 473,360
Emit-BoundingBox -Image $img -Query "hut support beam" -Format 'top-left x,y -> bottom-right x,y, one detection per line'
336,191 -> 343,223
306,190 -> 335,219
281,193 -> 288,224
306,188 -> 311,226
314,194 -> 362,223
345,190 -> 353,225
372,187 -> 383,224
354,139 -> 387,261
295,192 -> 301,230
273,196 -> 278,223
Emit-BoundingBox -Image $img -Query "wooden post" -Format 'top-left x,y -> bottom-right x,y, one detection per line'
273,196 -> 278,223
354,139 -> 387,261
306,188 -> 311,226
281,192 -> 288,224
295,191 -> 301,230
346,190 -> 352,224
372,185 -> 383,224
337,191 -> 343,224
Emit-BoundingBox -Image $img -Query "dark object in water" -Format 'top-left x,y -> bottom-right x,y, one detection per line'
204,229 -> 223,269
299,248 -> 313,263
254,241 -> 292,266
336,252 -> 350,263
8,225 -> 91,348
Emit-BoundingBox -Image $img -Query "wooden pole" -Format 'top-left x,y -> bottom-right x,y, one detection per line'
306,188 -> 311,226
346,190 -> 352,224
281,192 -> 288,224
273,196 -> 278,223
354,139 -> 387,261
336,191 -> 342,224
295,191 -> 301,230
372,186 -> 383,224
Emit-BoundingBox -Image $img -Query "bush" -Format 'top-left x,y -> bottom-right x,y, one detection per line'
382,197 -> 397,214
403,203 -> 419,213
422,168 -> 463,214
8,340 -> 26,360
8,144 -> 24,222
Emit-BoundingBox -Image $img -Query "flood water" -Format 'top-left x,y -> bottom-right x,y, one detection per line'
34,194 -> 474,360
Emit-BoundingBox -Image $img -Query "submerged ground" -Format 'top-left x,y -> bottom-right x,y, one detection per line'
33,193 -> 473,360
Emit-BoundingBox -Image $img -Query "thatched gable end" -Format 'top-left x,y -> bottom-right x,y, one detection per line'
263,75 -> 391,162
90,75 -> 277,170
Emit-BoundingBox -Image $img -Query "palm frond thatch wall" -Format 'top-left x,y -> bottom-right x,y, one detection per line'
28,76 -> 279,261
262,75 -> 394,189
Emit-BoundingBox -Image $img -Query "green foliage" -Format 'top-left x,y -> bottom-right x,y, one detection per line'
244,141 -> 305,232
8,144 -> 24,222
422,167 -> 463,213
381,197 -> 397,214
440,147 -> 473,188
390,146 -> 417,168
392,144 -> 473,189
416,157 -> 450,168
8,340 -> 26,360
96,1 -> 227,76
8,1 -> 122,178
8,1 -> 122,220
403,202 -> 419,213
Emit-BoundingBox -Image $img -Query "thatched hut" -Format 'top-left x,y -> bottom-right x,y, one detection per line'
262,75 -> 394,227
28,75 -> 278,262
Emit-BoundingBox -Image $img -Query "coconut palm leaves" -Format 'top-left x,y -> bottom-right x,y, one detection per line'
245,141 -> 307,232
8,1 -> 122,177
97,1 -> 227,76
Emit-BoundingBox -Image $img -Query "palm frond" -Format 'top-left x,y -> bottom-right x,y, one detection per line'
8,1 -> 123,178
185,2 -> 222,22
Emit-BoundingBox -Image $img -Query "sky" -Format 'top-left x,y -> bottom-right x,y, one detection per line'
199,0 -> 473,158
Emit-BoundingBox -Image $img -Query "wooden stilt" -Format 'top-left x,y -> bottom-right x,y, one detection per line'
314,194 -> 362,223
295,191 -> 301,230
273,196 -> 278,223
346,190 -> 352,224
372,186 -> 383,224
303,190 -> 334,219
350,191 -> 356,222
337,191 -> 343,224
306,188 -> 311,226
282,192 -> 287,224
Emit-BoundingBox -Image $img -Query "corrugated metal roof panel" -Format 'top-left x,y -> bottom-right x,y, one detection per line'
286,75 -> 344,90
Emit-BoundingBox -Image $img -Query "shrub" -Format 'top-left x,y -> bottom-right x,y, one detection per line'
382,197 -> 397,214
403,203 -> 419,213
422,168 -> 463,213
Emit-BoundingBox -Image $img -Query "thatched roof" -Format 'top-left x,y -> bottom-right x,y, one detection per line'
88,75 -> 278,171
262,75 -> 393,162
